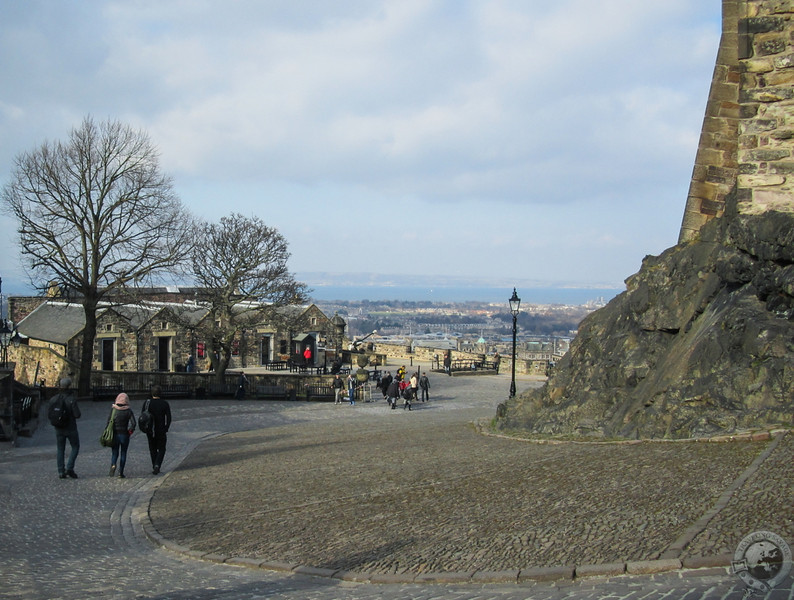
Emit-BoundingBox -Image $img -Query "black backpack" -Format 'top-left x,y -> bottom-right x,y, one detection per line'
48,395 -> 70,428
138,399 -> 153,435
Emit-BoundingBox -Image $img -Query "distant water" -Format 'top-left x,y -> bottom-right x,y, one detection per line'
308,285 -> 623,305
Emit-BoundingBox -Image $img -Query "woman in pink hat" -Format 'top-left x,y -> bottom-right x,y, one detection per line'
107,393 -> 136,478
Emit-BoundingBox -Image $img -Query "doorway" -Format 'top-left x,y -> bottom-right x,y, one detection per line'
260,335 -> 271,365
157,337 -> 171,371
101,339 -> 115,371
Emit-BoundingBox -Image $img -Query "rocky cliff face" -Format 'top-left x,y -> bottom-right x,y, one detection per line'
496,196 -> 794,439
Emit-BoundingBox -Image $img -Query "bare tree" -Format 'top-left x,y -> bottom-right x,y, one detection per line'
191,213 -> 309,379
2,116 -> 194,395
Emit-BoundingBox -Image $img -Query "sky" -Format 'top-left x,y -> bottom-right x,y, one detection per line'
0,1 -> 722,299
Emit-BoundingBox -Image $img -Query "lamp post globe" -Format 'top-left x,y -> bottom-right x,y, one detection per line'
509,288 -> 521,398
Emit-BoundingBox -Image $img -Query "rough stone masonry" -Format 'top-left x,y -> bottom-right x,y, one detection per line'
497,0 -> 794,440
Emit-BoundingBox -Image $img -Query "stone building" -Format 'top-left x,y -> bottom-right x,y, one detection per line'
8,293 -> 336,385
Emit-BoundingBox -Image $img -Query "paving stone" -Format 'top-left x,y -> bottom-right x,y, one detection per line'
575,562 -> 625,578
625,558 -> 682,575
518,566 -> 575,582
414,571 -> 475,584
681,554 -> 732,569
1,370 -> 792,600
470,569 -> 519,583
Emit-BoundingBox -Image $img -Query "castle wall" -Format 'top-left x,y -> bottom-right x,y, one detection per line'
679,0 -> 793,242
736,1 -> 794,215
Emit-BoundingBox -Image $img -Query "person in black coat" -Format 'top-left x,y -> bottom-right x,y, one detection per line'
419,373 -> 430,402
145,385 -> 172,475
49,377 -> 81,479
386,378 -> 400,410
380,371 -> 393,401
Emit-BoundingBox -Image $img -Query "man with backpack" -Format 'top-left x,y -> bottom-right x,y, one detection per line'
48,377 -> 81,479
142,385 -> 172,475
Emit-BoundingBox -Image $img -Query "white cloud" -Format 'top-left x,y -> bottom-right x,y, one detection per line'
0,0 -> 721,295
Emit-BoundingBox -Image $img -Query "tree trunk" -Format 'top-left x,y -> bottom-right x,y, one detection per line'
214,348 -> 231,382
78,297 -> 99,398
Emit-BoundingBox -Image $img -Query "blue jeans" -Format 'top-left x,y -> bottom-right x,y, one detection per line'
111,432 -> 131,474
55,429 -> 79,474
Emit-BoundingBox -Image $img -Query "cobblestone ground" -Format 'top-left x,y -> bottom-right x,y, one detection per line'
1,367 -> 791,600
682,433 -> 794,559
148,392 -> 785,576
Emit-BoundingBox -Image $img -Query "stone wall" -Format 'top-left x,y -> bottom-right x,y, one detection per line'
736,1 -> 794,215
6,343 -> 75,387
8,296 -> 47,324
679,0 -> 794,242
373,341 -> 544,376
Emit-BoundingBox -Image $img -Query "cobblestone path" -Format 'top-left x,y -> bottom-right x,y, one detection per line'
1,369 -> 791,599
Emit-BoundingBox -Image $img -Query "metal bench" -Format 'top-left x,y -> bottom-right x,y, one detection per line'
207,383 -> 237,397
262,361 -> 290,371
155,384 -> 192,399
305,383 -> 335,401
92,384 -> 123,402
255,385 -> 293,401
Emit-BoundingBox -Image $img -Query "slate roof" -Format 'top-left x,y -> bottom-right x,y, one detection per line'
15,299 -> 317,345
16,302 -> 86,345
109,304 -> 160,329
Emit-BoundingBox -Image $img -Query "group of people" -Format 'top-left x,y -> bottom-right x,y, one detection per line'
330,366 -> 432,409
48,378 -> 172,479
332,372 -> 363,405
378,367 -> 430,410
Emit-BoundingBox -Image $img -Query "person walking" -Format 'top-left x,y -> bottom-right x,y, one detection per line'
419,372 -> 430,402
144,385 -> 171,475
402,380 -> 413,411
409,372 -> 419,404
49,377 -> 81,479
386,378 -> 400,410
236,371 -> 249,399
380,371 -> 393,401
347,373 -> 355,405
332,374 -> 344,404
107,393 -> 136,478
443,351 -> 452,376
493,351 -> 501,374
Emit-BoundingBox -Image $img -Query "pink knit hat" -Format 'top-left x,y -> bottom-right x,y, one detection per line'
113,393 -> 130,407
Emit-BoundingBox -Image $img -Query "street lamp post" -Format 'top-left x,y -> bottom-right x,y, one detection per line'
0,319 -> 20,369
0,319 -> 11,368
509,288 -> 521,398
0,276 -> 21,368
